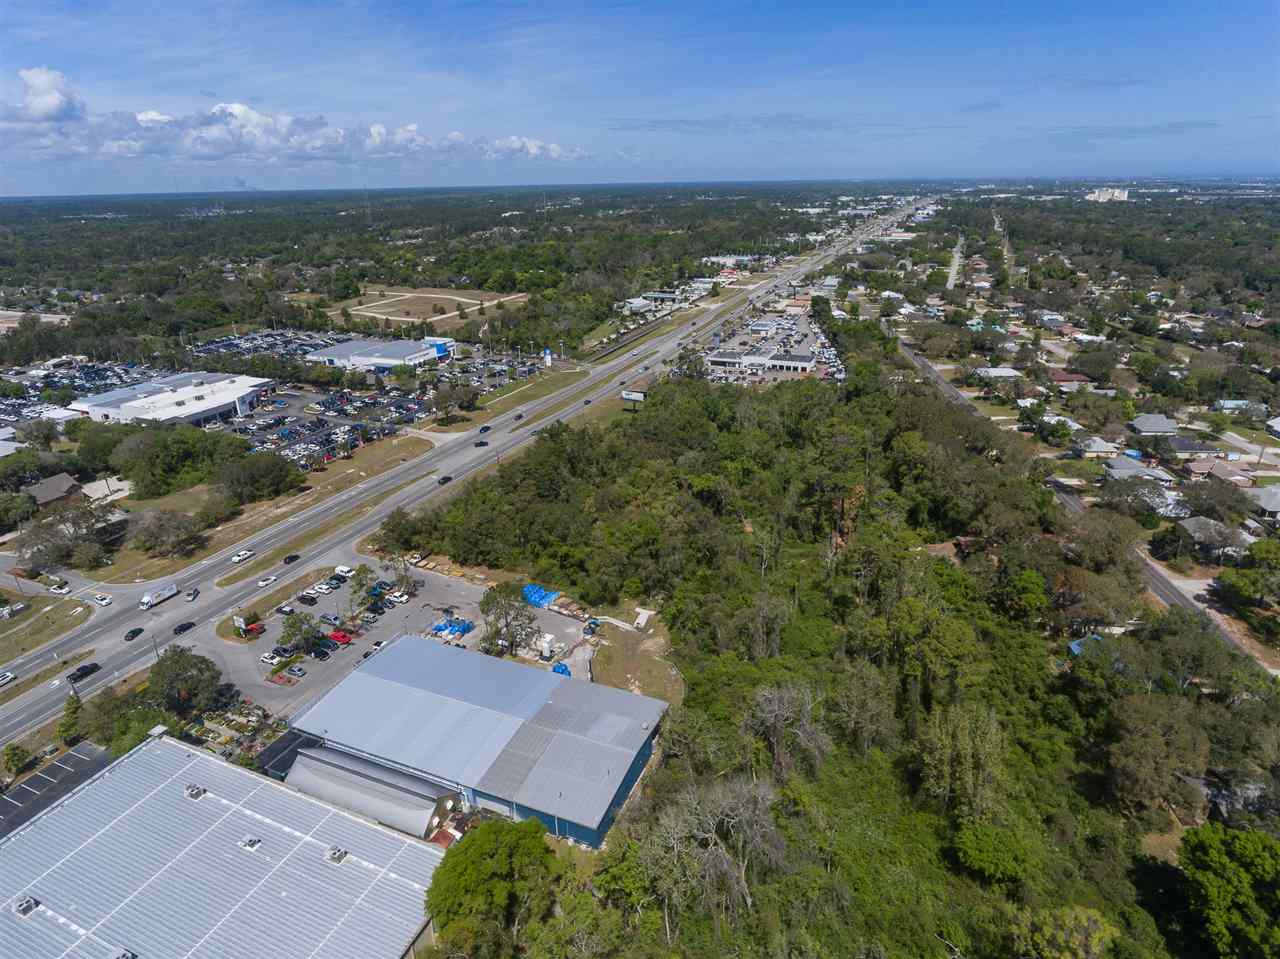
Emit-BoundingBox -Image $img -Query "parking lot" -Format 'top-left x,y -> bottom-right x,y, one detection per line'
218,562 -> 587,720
191,329 -> 357,362
0,741 -> 112,838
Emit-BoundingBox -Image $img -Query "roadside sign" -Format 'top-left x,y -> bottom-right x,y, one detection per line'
621,390 -> 647,403
233,616 -> 247,631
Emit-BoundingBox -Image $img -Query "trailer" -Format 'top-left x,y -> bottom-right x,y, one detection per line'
139,583 -> 179,611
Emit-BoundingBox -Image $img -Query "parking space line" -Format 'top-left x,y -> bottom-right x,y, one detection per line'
18,783 -> 41,795
3,796 -> 22,807
33,772 -> 57,784
50,760 -> 76,771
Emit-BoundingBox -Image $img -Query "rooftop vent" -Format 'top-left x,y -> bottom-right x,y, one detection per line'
109,950 -> 137,959
184,784 -> 206,800
325,845 -> 348,864
13,895 -> 38,917
239,836 -> 262,852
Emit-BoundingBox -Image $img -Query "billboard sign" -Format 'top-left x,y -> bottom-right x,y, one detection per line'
621,390 -> 647,403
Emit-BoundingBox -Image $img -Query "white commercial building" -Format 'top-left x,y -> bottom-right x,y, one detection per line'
69,372 -> 274,425
304,337 -> 455,372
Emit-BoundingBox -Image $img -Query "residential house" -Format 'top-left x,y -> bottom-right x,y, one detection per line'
1176,516 -> 1256,562
1074,435 -> 1120,458
1128,413 -> 1179,436
1184,459 -> 1253,487
973,367 -> 1021,381
1102,457 -> 1175,485
1266,416 -> 1280,439
1166,435 -> 1221,460
1247,486 -> 1280,525
21,471 -> 82,508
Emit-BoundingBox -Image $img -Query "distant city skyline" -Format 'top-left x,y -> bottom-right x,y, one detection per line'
1,0 -> 1276,196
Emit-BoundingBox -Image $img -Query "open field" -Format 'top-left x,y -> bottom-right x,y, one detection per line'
593,622 -> 684,705
0,649 -> 94,708
216,566 -> 337,640
0,589 -> 92,663
98,435 -> 431,584
332,286 -> 528,330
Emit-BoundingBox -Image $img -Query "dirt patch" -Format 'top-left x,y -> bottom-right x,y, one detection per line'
332,286 -> 528,330
593,620 -> 684,706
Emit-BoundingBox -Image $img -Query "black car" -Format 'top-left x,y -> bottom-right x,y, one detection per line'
366,602 -> 386,615
478,425 -> 491,434
296,594 -> 318,606
330,573 -> 348,583
583,399 -> 592,405
283,554 -> 301,565
67,662 -> 100,683
438,475 -> 453,485
310,648 -> 331,662
124,627 -> 144,642
173,621 -> 196,635
513,413 -> 523,421
474,439 -> 489,447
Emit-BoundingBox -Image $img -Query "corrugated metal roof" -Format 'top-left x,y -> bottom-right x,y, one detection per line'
285,747 -> 446,836
292,638 -> 667,830
0,736 -> 443,959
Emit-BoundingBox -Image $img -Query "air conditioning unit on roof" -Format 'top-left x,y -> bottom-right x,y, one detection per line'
13,895 -> 38,917
239,836 -> 262,852
326,845 -> 348,864
185,784 -> 205,800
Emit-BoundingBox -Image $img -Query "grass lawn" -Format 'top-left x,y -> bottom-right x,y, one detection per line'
1227,424 -> 1280,450
970,398 -> 1018,419
1048,457 -> 1105,481
592,622 -> 684,706
426,370 -> 590,433
216,566 -> 336,640
96,435 -> 432,584
0,649 -> 94,708
0,588 -> 92,662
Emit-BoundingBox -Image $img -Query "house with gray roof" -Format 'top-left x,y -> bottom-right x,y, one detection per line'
1102,457 -> 1175,485
1248,485 -> 1280,524
290,637 -> 667,847
1128,413 -> 1179,436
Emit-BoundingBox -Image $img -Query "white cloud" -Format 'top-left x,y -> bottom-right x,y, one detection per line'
2,68 -> 585,168
15,67 -> 85,122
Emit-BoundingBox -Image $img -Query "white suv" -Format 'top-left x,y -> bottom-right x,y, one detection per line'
231,549 -> 255,564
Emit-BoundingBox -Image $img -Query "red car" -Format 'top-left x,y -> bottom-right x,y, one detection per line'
328,630 -> 353,645
245,623 -> 266,636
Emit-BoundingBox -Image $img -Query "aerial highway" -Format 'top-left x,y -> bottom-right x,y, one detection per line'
0,202 -> 926,745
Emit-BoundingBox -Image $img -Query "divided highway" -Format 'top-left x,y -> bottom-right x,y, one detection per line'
0,202 -> 924,745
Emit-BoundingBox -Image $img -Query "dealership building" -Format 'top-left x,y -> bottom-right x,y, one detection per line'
289,638 -> 667,847
304,337 -> 455,373
68,372 -> 274,425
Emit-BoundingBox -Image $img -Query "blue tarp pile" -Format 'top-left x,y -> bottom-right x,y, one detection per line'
432,617 -> 475,637
552,662 -> 571,677
522,584 -> 560,608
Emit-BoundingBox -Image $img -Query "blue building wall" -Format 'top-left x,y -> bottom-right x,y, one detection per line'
470,728 -> 658,848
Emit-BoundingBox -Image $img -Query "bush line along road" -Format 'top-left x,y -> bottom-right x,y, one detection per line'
0,202 -> 922,746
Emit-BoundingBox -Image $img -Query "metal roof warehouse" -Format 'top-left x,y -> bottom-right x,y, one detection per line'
0,735 -> 444,959
303,338 -> 455,372
290,638 -> 667,847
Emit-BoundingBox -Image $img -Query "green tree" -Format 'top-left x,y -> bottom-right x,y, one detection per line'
425,818 -> 557,944
479,581 -> 537,655
1107,694 -> 1208,812
55,694 -> 83,746
917,703 -> 1007,821
146,646 -> 223,716
1012,906 -> 1118,959
2,742 -> 32,775
281,611 -> 318,654
1179,823 -> 1280,959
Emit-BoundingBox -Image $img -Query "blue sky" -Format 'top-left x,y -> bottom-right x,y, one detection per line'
0,0 -> 1276,195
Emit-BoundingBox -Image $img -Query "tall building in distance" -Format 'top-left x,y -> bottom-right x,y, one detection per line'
1085,187 -> 1130,202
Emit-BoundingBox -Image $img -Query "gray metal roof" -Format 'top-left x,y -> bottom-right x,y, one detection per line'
72,372 -> 242,411
304,339 -> 432,363
293,638 -> 668,830
286,747 -> 446,838
0,735 -> 444,959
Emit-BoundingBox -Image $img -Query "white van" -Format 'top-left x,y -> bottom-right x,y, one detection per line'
335,565 -> 355,578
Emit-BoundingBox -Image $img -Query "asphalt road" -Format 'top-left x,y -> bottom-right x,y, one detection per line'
0,201 -> 927,746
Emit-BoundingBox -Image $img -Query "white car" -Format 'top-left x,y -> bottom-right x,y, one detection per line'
259,653 -> 281,666
231,549 -> 255,564
257,576 -> 278,588
92,593 -> 112,607
48,584 -> 71,595
387,592 -> 409,605
0,671 -> 15,688
314,583 -> 332,594
302,587 -> 319,598
335,565 -> 355,577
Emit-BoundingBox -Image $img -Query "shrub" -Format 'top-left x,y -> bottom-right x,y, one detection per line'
952,821 -> 1029,884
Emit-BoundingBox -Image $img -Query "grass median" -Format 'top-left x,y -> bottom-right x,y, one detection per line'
0,649 -> 95,707
215,472 -> 428,587
96,435 -> 432,585
517,352 -> 657,431
215,566 -> 336,641
0,589 -> 92,663
426,369 -> 589,433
